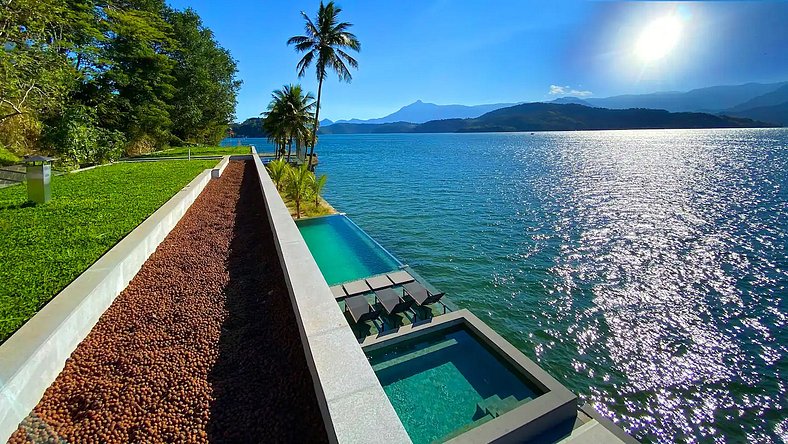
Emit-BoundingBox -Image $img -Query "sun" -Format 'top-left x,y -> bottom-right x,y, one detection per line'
635,16 -> 682,63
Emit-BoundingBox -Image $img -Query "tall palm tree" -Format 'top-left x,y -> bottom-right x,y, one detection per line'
288,1 -> 360,169
262,84 -> 315,162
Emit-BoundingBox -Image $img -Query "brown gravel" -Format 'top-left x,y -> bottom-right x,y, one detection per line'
9,161 -> 328,444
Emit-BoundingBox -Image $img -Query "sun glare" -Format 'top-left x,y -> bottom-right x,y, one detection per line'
635,16 -> 682,63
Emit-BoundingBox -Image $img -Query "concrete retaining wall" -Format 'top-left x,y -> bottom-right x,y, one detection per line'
211,156 -> 230,178
0,161 -> 225,442
249,147 -> 411,444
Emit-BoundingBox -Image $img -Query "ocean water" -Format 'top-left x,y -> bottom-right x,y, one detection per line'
225,129 -> 787,443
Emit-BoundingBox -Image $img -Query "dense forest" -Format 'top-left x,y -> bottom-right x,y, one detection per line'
318,102 -> 774,134
0,0 -> 240,167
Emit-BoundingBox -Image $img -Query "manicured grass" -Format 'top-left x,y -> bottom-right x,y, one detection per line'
0,160 -> 217,344
136,146 -> 251,158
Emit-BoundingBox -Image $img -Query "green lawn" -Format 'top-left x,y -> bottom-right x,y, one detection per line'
135,145 -> 251,158
0,160 -> 217,343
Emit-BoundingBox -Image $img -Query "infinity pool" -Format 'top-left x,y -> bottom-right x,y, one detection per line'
296,214 -> 402,286
366,325 -> 543,444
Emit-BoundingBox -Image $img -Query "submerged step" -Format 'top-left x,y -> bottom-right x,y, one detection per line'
371,338 -> 458,372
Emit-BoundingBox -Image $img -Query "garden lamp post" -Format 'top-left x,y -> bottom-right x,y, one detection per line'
24,155 -> 54,204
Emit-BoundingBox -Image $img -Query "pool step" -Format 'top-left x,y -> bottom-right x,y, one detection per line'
441,413 -> 495,441
370,338 -> 458,373
475,395 -> 520,419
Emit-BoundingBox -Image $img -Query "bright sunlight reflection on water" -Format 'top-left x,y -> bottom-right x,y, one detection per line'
232,129 -> 787,443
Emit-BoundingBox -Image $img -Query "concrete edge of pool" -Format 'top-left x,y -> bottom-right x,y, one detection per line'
362,310 -> 578,443
250,147 -> 412,443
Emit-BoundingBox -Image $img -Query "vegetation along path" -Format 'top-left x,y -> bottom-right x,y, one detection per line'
9,161 -> 327,443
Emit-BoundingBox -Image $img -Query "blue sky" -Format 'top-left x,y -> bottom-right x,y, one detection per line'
167,0 -> 788,122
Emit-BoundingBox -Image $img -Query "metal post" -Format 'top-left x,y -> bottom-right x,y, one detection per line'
24,156 -> 54,204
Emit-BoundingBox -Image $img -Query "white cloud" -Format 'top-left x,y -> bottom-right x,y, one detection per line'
549,85 -> 568,95
548,85 -> 592,97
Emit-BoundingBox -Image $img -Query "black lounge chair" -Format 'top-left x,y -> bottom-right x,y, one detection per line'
345,295 -> 380,323
374,288 -> 414,315
403,281 -> 446,311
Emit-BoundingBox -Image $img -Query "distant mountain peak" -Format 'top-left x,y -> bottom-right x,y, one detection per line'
331,100 -> 518,125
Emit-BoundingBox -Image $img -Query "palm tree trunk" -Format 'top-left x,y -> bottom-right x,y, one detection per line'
309,77 -> 324,171
287,138 -> 293,163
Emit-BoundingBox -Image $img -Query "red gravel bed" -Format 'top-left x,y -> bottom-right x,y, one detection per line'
9,161 -> 328,443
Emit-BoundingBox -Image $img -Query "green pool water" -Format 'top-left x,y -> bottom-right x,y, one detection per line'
296,214 -> 401,285
367,326 -> 543,444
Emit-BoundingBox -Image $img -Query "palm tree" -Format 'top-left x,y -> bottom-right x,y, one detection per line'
267,158 -> 288,190
311,173 -> 327,207
288,1 -> 360,169
262,97 -> 287,159
285,164 -> 314,219
262,85 -> 315,162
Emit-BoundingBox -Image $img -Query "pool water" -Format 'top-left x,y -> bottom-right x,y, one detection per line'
367,326 -> 543,444
296,214 -> 401,285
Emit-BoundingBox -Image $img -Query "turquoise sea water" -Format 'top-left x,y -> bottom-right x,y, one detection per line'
226,129 -> 787,443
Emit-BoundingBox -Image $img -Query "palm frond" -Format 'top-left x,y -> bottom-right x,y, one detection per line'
335,49 -> 358,69
296,50 -> 316,78
286,35 -> 312,45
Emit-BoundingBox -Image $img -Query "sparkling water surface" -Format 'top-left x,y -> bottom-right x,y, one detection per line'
228,129 -> 787,443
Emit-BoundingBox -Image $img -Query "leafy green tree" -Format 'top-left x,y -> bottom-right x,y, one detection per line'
165,8 -> 241,145
42,106 -> 126,166
285,164 -> 314,219
312,173 -> 327,207
0,0 -> 89,154
0,0 -> 239,160
98,5 -> 176,152
288,1 -> 360,169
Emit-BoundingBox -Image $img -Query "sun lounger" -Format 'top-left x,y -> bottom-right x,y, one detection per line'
375,287 -> 414,315
402,281 -> 446,307
345,295 -> 379,323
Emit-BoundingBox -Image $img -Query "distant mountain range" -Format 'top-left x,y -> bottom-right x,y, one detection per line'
318,103 -> 773,135
319,81 -> 788,128
229,81 -> 786,138
582,82 -> 787,113
323,100 -> 520,125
